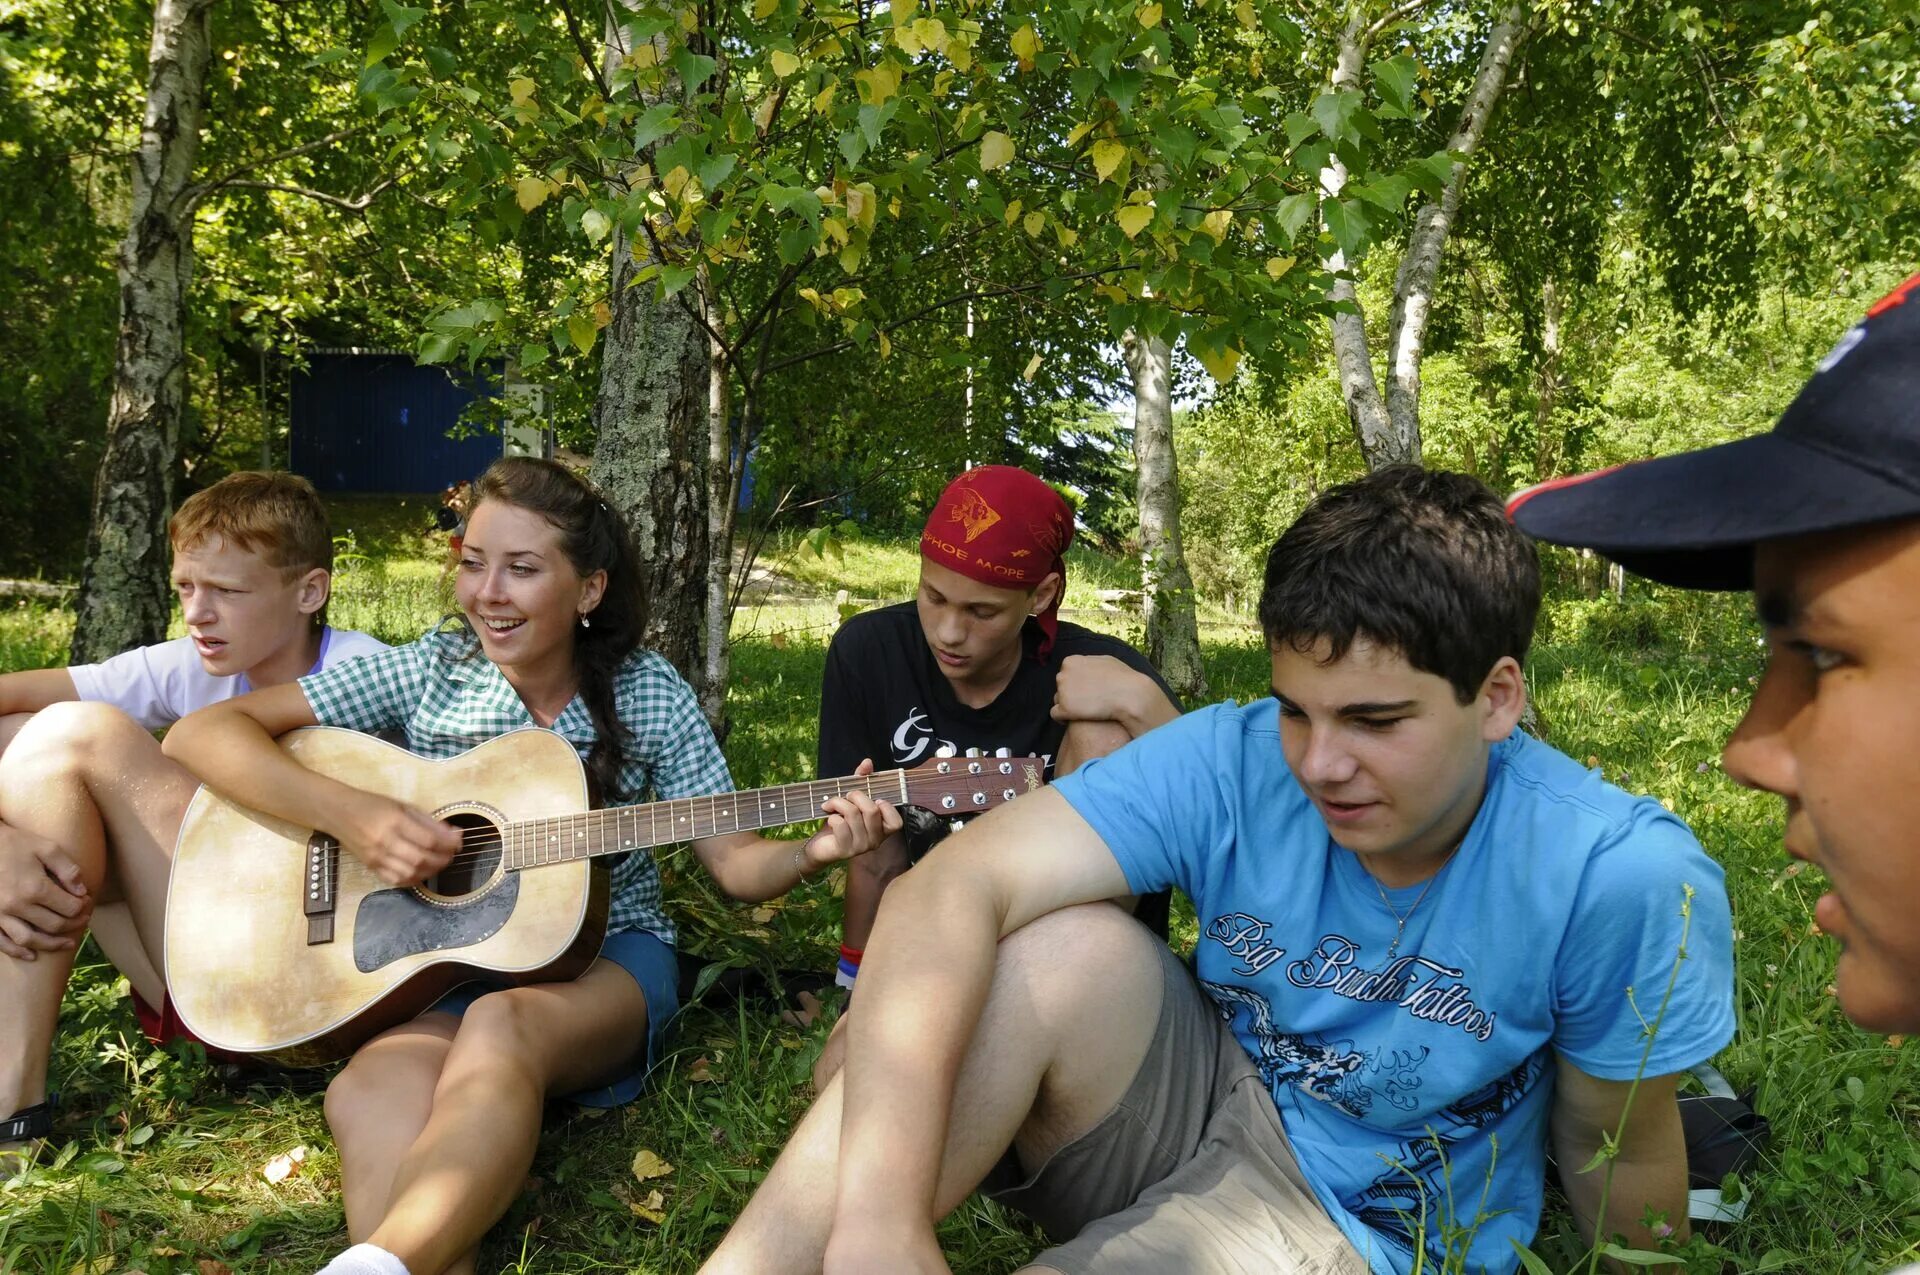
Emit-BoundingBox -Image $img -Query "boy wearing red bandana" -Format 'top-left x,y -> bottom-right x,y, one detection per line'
816,467 -> 1181,1000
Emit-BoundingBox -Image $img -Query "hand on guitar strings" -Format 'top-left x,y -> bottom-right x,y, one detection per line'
340,792 -> 464,888
0,823 -> 93,961
801,758 -> 905,874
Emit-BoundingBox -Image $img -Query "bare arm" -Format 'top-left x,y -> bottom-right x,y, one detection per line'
692,759 -> 903,903
161,684 -> 459,886
1552,1060 -> 1690,1267
825,786 -> 1131,1267
1050,654 -> 1179,738
0,668 -> 78,719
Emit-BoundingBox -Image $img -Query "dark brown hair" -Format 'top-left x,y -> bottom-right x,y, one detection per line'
468,457 -> 648,799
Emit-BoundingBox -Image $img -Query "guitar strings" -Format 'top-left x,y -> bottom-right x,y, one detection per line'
341,766 -> 1026,874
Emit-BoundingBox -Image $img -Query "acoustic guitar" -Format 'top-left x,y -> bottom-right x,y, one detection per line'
163,726 -> 1043,1065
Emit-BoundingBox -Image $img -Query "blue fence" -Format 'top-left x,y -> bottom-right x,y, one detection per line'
291,353 -> 503,493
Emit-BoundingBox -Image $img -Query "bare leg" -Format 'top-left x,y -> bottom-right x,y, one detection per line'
324,1015 -> 460,1246
702,903 -> 1167,1275
0,703 -> 194,1119
344,959 -> 651,1275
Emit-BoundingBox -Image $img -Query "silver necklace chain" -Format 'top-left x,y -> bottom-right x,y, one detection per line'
1368,840 -> 1466,959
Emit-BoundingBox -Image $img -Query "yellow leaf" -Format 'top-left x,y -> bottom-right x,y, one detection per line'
625,44 -> 658,71
1023,210 -> 1046,238
838,242 -> 864,273
753,93 -> 779,131
813,81 -> 838,114
1116,204 -> 1154,238
1066,121 -> 1093,147
754,0 -> 779,17
509,77 -> 537,106
847,183 -> 877,231
1236,0 -> 1256,28
679,7 -> 698,31
631,1148 -> 674,1182
592,301 -> 613,329
933,69 -> 954,96
913,18 -> 950,58
877,328 -> 892,359
1195,342 -> 1244,384
1022,352 -> 1043,382
978,130 -> 1014,171
514,175 -> 549,213
1010,24 -> 1040,68
630,1187 -> 668,1224
68,1258 -> 114,1275
1091,138 -> 1127,182
1137,3 -> 1163,28
770,49 -> 800,78
948,38 -> 973,72
1054,221 -> 1079,248
855,63 -> 899,106
798,286 -> 825,311
568,313 -> 597,354
661,165 -> 692,200
750,905 -> 778,923
822,216 -> 850,247
1202,209 -> 1233,242
1265,254 -> 1296,280
1003,198 -> 1023,226
894,23 -> 922,56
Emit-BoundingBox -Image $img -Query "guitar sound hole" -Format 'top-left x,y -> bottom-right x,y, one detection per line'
427,812 -> 503,899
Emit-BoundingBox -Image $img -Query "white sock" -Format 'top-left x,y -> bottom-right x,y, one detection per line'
315,1243 -> 410,1275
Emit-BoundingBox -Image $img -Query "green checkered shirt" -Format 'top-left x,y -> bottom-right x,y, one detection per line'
299,628 -> 734,945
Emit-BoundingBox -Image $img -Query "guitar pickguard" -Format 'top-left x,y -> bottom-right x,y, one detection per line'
353,876 -> 520,973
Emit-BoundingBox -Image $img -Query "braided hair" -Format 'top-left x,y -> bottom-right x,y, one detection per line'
467,457 -> 648,801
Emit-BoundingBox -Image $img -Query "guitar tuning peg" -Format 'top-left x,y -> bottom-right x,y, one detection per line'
934,744 -> 957,758
994,747 -> 1011,757
964,747 -> 982,757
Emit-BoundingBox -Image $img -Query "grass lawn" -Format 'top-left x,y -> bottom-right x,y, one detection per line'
1,502 -> 1914,1273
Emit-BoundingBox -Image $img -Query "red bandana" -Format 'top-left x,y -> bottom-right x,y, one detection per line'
920,466 -> 1074,660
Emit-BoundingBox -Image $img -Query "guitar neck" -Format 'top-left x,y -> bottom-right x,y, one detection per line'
497,770 -> 912,870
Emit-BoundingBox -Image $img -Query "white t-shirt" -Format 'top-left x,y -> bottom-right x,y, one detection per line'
67,627 -> 388,730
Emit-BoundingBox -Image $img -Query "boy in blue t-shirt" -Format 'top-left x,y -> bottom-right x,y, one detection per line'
703,466 -> 1735,1275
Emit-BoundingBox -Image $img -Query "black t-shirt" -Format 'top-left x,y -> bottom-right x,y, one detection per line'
817,601 -> 1178,935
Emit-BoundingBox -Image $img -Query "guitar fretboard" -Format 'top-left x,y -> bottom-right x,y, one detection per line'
499,773 -> 908,870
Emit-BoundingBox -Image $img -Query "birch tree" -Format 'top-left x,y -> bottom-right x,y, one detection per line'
1123,328 -> 1206,702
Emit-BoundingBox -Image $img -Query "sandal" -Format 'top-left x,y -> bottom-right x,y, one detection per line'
0,1098 -> 53,1176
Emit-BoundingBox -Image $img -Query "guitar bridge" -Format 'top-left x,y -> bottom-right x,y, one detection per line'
305,832 -> 339,945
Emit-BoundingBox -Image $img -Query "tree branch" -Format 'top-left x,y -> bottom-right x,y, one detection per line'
188,124 -> 376,208
1363,0 -> 1443,46
205,177 -> 397,213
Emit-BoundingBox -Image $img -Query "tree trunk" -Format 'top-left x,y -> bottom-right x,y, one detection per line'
71,0 -> 216,663
1381,2 -> 1526,444
589,9 -> 710,689
1319,13 -> 1401,468
1532,273 -> 1564,478
700,273 -> 732,734
1122,328 -> 1208,704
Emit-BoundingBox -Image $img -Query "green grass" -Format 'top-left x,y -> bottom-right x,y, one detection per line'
2,523 -> 1916,1272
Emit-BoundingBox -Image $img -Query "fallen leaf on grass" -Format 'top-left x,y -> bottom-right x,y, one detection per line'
197,1262 -> 235,1275
151,1249 -> 185,1259
630,1187 -> 668,1224
260,1145 -> 307,1184
750,905 -> 778,924
66,1258 -> 113,1275
688,1056 -> 715,1083
631,1148 -> 673,1182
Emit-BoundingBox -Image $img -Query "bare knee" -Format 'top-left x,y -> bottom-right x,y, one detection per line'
326,1033 -> 450,1139
5,701 -> 151,782
442,993 -> 547,1091
1056,719 -> 1133,775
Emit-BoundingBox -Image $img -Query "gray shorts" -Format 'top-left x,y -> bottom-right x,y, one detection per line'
987,941 -> 1367,1275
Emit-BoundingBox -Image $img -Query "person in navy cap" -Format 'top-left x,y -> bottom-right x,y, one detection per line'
1510,271 -> 1920,1035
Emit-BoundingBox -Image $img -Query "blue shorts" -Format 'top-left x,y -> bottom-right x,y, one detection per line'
427,927 -> 681,1109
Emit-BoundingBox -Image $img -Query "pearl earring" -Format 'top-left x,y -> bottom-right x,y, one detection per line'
580,613 -> 592,629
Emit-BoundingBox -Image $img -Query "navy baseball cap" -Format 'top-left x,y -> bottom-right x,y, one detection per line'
1508,271 -> 1920,590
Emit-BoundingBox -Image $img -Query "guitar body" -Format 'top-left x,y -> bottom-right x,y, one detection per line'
164,728 -> 607,1066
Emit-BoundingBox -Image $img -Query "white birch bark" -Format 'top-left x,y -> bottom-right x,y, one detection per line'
72,0 -> 217,662
589,7 -> 712,689
1122,328 -> 1208,703
1382,2 -> 1527,445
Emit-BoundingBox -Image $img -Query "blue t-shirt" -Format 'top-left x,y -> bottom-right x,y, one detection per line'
1053,700 -> 1735,1275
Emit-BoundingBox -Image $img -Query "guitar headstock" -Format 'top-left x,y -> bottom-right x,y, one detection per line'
898,753 -> 1046,818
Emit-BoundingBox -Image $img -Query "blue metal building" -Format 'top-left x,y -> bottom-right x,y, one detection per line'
290,350 -> 506,493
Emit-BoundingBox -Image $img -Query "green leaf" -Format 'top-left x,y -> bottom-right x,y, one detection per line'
418,332 -> 459,365
696,152 -> 737,189
365,22 -> 401,68
658,262 -> 697,297
580,209 -> 612,243
379,0 -> 429,35
1273,191 -> 1315,244
1410,151 -> 1459,198
1322,197 -> 1369,260
1596,1244 -> 1687,1267
1283,111 -> 1317,148
1370,53 -> 1418,115
631,103 -> 681,150
1351,174 -> 1412,212
777,220 -> 818,264
567,313 -> 597,354
672,48 -> 718,89
1310,90 -> 1361,144
517,344 -> 550,370
423,44 -> 458,77
1508,1241 -> 1556,1275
